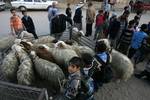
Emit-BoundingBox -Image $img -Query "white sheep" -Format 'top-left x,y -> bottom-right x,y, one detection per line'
97,39 -> 134,81
1,51 -> 19,81
0,36 -> 15,51
30,51 -> 65,88
32,36 -> 55,44
72,45 -> 95,57
13,44 -> 35,85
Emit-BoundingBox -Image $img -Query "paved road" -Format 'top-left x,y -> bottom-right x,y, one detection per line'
0,9 -> 150,100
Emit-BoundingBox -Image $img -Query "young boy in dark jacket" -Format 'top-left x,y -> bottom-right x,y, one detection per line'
21,10 -> 38,39
64,57 -> 82,100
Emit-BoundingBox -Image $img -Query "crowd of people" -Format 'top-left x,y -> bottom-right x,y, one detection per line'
9,1 -> 150,100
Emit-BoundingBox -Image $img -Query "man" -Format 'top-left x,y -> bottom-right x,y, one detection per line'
48,2 -> 58,34
73,4 -> 84,31
10,8 -> 24,37
85,2 -> 96,37
128,24 -> 148,58
51,13 -> 72,40
21,10 -> 38,39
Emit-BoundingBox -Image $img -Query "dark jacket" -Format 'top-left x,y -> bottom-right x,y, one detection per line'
51,14 -> 72,34
66,7 -> 72,18
73,8 -> 82,23
21,16 -> 35,34
108,18 -> 120,39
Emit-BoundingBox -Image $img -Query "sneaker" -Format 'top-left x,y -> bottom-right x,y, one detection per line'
134,74 -> 142,79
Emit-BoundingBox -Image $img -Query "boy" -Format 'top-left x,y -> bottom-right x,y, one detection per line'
64,57 -> 82,100
10,8 -> 24,37
81,53 -> 95,100
128,24 -> 148,58
94,10 -> 104,40
117,20 -> 135,55
90,40 -> 113,91
22,10 -> 38,39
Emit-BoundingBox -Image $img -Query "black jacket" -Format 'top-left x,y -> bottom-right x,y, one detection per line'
66,7 -> 72,18
21,16 -> 35,34
73,8 -> 82,23
51,14 -> 72,34
108,19 -> 121,39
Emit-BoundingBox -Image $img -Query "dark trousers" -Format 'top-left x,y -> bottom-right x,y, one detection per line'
117,43 -> 130,55
27,29 -> 38,39
139,70 -> 150,79
86,23 -> 93,36
128,47 -> 137,58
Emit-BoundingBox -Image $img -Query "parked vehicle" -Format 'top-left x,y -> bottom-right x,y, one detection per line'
11,0 -> 58,11
0,1 -> 5,11
133,0 -> 150,12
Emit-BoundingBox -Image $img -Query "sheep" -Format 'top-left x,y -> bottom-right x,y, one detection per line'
0,36 -> 15,52
30,51 -> 65,89
32,36 -> 55,44
72,27 -> 85,41
13,44 -> 35,85
72,45 -> 95,57
0,51 -> 19,81
97,39 -> 134,81
51,47 -> 78,67
111,49 -> 134,81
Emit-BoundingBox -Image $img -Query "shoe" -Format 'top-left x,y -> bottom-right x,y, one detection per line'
134,74 -> 142,79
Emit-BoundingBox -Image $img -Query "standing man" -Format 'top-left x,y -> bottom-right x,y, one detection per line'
48,2 -> 58,35
66,3 -> 72,19
85,2 -> 96,37
21,10 -> 38,39
10,8 -> 24,37
73,4 -> 84,31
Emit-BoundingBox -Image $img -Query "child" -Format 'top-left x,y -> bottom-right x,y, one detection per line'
10,7 -> 24,36
81,53 -> 95,100
22,10 -> 38,39
66,3 -> 72,19
64,57 -> 83,100
117,20 -> 135,55
94,10 -> 104,40
91,40 -> 113,91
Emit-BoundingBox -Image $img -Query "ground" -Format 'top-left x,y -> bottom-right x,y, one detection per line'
0,6 -> 150,100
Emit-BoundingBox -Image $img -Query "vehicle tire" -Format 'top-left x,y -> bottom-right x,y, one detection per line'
19,6 -> 26,11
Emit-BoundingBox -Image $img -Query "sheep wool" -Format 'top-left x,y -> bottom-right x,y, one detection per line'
72,46 -> 95,57
32,36 -> 55,44
30,51 -> 65,88
0,36 -> 15,51
1,51 -> 19,81
111,49 -> 134,81
52,48 -> 78,67
14,45 -> 35,85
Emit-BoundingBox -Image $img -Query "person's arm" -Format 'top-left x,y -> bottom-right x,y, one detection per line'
65,79 -> 80,99
10,17 -> 15,36
29,16 -> 35,30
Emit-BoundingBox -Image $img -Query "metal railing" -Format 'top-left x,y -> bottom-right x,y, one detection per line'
0,81 -> 49,100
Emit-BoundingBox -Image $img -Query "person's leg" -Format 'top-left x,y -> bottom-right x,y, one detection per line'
86,23 -> 92,36
135,70 -> 149,78
128,47 -> 136,59
49,22 -> 51,35
31,30 -> 38,39
86,23 -> 90,36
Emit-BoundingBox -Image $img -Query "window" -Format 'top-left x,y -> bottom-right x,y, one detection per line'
34,0 -> 41,2
24,0 -> 32,2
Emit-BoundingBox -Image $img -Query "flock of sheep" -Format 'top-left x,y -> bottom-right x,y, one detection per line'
0,30 -> 134,93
